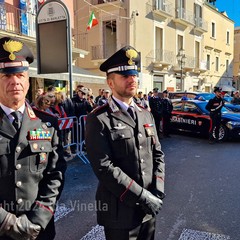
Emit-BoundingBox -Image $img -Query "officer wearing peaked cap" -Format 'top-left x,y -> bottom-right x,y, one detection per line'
206,86 -> 224,144
85,46 -> 165,240
0,37 -> 66,240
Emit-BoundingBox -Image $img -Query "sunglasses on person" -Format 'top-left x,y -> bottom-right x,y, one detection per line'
44,100 -> 51,105
48,94 -> 55,98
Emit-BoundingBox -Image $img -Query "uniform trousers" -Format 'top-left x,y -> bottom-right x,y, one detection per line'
104,217 -> 156,240
209,113 -> 221,140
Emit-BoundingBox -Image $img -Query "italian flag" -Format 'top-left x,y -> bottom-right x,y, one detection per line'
87,11 -> 98,31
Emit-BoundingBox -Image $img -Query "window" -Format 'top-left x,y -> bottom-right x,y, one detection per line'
177,34 -> 183,52
194,3 -> 202,27
156,0 -> 164,11
155,27 -> 163,61
226,31 -> 230,45
211,22 -> 216,38
195,41 -> 200,68
215,56 -> 219,71
207,54 -> 210,70
183,103 -> 199,113
172,102 -> 183,111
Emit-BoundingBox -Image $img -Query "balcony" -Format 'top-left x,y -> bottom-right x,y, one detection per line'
91,44 -> 125,62
0,2 -> 88,60
173,7 -> 195,28
146,49 -> 174,71
90,0 -> 124,7
0,2 -> 36,38
146,0 -> 174,21
194,17 -> 208,34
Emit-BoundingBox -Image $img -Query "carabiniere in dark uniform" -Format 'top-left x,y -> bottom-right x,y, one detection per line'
205,87 -> 224,143
86,97 -> 165,229
0,36 -> 65,240
0,104 -> 65,240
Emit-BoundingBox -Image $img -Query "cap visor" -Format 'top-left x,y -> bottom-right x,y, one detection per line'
0,66 -> 28,74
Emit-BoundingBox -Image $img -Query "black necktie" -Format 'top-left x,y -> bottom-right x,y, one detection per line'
127,106 -> 136,120
11,111 -> 22,130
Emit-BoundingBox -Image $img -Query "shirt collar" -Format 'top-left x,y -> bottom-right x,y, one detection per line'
0,103 -> 25,117
112,96 -> 135,112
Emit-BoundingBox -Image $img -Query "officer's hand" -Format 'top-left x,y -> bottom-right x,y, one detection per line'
7,214 -> 41,240
0,212 -> 17,236
151,189 -> 166,200
138,189 -> 163,216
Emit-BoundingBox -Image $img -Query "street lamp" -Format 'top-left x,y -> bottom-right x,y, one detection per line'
177,48 -> 187,91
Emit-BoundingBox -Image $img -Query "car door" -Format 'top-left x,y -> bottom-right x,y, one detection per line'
182,102 -> 210,134
170,101 -> 187,131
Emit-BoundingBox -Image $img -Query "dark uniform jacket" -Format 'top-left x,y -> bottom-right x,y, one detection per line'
0,103 -> 65,240
149,96 -> 162,118
162,98 -> 173,116
85,97 -> 165,229
205,96 -> 224,116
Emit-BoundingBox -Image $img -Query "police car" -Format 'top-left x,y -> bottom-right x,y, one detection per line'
170,99 -> 240,140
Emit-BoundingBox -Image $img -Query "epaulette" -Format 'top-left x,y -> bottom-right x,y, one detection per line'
32,107 -> 56,119
91,103 -> 109,114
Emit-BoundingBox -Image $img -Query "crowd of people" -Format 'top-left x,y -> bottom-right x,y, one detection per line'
31,83 -> 174,159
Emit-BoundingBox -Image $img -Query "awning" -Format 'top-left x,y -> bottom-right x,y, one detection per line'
29,60 -> 105,84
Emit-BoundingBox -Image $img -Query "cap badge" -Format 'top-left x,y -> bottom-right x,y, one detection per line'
3,40 -> 23,61
126,49 -> 138,65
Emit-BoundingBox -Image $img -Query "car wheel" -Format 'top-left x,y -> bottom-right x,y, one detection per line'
213,124 -> 228,141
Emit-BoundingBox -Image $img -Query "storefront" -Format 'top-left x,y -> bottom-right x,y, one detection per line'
28,61 -> 105,102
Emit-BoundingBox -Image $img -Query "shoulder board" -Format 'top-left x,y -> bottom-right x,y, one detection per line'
32,107 -> 56,118
91,103 -> 109,114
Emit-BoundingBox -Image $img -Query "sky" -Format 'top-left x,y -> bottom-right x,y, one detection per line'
215,0 -> 240,27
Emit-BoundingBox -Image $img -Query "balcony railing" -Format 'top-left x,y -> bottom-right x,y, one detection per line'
73,33 -> 88,51
146,49 -> 174,66
92,44 -> 125,60
90,0 -> 124,4
0,2 -> 36,38
153,0 -> 174,16
195,17 -> 208,31
176,7 -> 195,25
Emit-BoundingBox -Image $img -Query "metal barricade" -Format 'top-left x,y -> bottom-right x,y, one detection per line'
57,115 -> 89,164
78,115 -> 89,164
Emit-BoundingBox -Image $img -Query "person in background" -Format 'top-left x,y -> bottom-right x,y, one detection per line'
61,91 -> 75,157
36,86 -> 44,98
231,90 -> 240,104
143,93 -> 150,111
95,88 -> 104,105
0,36 -> 65,240
205,87 -> 224,144
85,45 -> 165,240
71,87 -> 93,153
137,91 -> 149,109
148,91 -> 153,101
87,88 -> 96,108
161,90 -> 173,137
98,89 -> 110,106
149,88 -> 163,139
33,94 -> 52,112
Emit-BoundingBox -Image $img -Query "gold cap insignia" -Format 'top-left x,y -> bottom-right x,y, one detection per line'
126,49 -> 138,65
3,40 -> 23,61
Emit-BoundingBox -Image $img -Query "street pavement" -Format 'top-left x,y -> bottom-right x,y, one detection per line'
54,134 -> 240,240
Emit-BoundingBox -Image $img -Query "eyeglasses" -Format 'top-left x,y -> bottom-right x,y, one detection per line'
44,100 -> 51,105
48,95 -> 55,98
